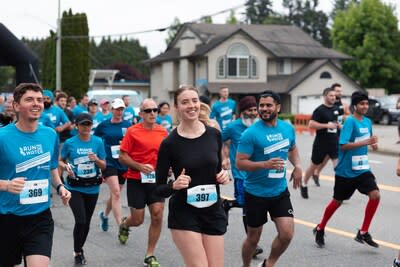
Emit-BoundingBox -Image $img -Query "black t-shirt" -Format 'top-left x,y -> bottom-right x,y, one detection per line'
312,104 -> 339,143
155,126 -> 222,202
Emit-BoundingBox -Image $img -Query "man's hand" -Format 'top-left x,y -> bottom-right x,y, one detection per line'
264,158 -> 285,170
6,177 -> 26,194
290,166 -> 302,189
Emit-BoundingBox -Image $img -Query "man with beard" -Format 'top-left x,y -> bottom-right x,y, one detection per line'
313,91 -> 380,249
221,95 -> 263,258
39,89 -> 71,134
300,87 -> 340,199
236,91 -> 302,267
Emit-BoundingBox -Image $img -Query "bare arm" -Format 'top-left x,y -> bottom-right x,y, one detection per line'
119,150 -> 153,173
309,120 -> 337,130
236,153 -> 284,172
51,168 -> 71,205
288,145 -> 302,189
341,135 -> 378,151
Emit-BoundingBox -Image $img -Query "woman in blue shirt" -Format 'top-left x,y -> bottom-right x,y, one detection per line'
60,113 -> 106,265
156,101 -> 173,133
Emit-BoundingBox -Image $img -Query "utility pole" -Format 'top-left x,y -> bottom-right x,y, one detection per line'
56,0 -> 62,90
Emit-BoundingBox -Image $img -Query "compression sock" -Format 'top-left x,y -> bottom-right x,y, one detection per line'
360,198 -> 380,233
318,200 -> 340,230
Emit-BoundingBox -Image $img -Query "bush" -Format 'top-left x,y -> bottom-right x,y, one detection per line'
279,113 -> 295,124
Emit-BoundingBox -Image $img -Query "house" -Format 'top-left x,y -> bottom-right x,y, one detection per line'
145,23 -> 362,114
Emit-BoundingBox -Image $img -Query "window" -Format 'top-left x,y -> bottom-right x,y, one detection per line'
216,43 -> 258,79
277,59 -> 292,75
320,71 -> 332,79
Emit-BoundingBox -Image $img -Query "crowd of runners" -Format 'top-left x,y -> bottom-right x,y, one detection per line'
0,82 -> 399,267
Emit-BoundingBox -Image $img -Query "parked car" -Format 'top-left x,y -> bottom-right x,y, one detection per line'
366,96 -> 400,125
87,89 -> 143,114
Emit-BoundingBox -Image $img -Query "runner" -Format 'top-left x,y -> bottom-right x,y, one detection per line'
59,113 -> 106,265
221,95 -> 263,258
72,94 -> 89,117
210,86 -> 236,130
393,158 -> 400,266
39,89 -> 71,134
0,83 -> 71,267
236,91 -> 302,267
87,99 -> 103,134
313,91 -> 380,249
300,87 -> 340,198
122,95 -> 137,124
94,98 -> 131,231
118,98 -> 168,267
156,101 -> 173,133
156,85 -> 230,267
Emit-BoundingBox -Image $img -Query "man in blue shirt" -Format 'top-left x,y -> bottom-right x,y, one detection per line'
210,86 -> 236,130
72,94 -> 89,117
39,89 -> 71,134
0,83 -> 71,267
236,91 -> 302,267
123,95 -> 137,124
313,91 -> 380,249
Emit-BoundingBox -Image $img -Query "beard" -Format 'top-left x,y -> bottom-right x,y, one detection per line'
260,112 -> 277,122
241,116 -> 259,127
44,102 -> 52,109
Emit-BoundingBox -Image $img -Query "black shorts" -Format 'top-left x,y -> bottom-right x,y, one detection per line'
333,171 -> 379,201
103,167 -> 127,185
311,142 -> 338,165
244,189 -> 293,228
0,209 -> 54,266
126,179 -> 164,209
168,196 -> 227,235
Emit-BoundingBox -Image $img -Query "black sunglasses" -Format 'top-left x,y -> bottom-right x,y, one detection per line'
142,108 -> 159,114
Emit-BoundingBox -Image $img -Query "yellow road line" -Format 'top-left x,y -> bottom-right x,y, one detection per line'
295,218 -> 400,250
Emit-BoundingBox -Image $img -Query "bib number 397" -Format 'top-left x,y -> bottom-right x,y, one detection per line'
187,184 -> 217,208
20,179 -> 49,205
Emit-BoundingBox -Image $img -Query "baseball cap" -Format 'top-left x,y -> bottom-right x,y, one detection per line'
75,113 -> 93,125
111,98 -> 125,109
88,99 -> 98,106
100,98 -> 109,105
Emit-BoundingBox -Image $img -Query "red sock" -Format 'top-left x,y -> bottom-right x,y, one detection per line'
361,198 -> 380,233
318,200 -> 340,230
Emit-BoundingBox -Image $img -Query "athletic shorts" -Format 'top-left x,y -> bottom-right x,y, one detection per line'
126,179 -> 164,209
0,209 -> 54,266
244,189 -> 293,228
311,141 -> 338,165
333,171 -> 379,201
103,167 -> 126,185
233,178 -> 245,207
168,196 -> 227,235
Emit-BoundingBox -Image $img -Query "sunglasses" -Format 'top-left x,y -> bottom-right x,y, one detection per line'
142,108 -> 159,114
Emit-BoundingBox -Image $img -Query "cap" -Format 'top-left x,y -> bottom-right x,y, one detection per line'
100,99 -> 109,105
111,98 -> 125,109
88,99 -> 98,106
239,96 -> 257,113
75,113 -> 93,125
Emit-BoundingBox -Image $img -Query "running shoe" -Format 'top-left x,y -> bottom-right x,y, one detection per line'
312,174 -> 320,187
257,259 -> 266,267
300,186 -> 309,199
252,246 -> 264,258
354,230 -> 379,248
118,217 -> 130,245
393,259 -> 400,267
143,255 -> 160,267
74,252 -> 87,265
99,211 -> 109,232
313,226 -> 325,248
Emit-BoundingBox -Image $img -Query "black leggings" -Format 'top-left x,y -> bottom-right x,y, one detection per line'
69,190 -> 99,253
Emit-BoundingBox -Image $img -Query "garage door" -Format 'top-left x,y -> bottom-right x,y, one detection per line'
298,95 -> 323,114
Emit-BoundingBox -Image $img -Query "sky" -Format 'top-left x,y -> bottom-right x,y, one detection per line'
1,0 -> 399,58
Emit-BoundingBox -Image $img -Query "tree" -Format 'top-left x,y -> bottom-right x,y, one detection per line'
199,16 -> 213,24
331,0 -> 400,93
330,0 -> 360,20
41,31 -> 56,89
245,0 -> 274,24
165,17 -> 182,46
226,10 -> 239,24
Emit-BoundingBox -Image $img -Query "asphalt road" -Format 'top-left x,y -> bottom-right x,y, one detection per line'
49,130 -> 400,267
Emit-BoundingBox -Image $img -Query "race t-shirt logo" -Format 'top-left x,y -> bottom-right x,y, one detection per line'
19,144 -> 43,156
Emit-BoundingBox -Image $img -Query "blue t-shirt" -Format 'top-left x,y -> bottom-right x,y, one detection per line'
91,112 -> 104,135
72,104 -> 88,117
335,115 -> 372,178
156,114 -> 173,133
123,106 -> 136,122
0,124 -> 59,216
222,118 -> 249,180
210,98 -> 236,130
40,105 -> 70,129
94,119 -> 131,170
237,119 -> 295,198
61,135 -> 106,194
99,112 -> 112,122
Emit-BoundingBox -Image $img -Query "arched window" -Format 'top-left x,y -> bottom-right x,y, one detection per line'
320,71 -> 332,79
227,43 -> 250,77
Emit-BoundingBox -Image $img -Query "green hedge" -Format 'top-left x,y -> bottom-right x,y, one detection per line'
278,113 -> 295,124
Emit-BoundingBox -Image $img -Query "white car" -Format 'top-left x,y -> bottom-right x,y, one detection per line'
87,89 -> 142,114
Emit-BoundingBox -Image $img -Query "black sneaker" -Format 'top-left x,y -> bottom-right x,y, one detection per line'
313,226 -> 325,248
312,174 -> 320,187
300,186 -> 309,199
252,246 -> 263,258
354,230 -> 379,248
393,259 -> 400,267
74,252 -> 87,265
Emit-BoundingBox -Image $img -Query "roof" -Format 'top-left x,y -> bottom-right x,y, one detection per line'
147,23 -> 351,64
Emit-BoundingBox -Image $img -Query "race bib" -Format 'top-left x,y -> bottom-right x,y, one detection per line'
77,163 -> 96,178
111,145 -> 120,159
141,171 -> 156,183
352,155 -> 369,170
187,184 -> 218,208
20,179 -> 49,205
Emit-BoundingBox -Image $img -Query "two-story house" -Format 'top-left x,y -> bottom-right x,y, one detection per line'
145,23 -> 362,114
